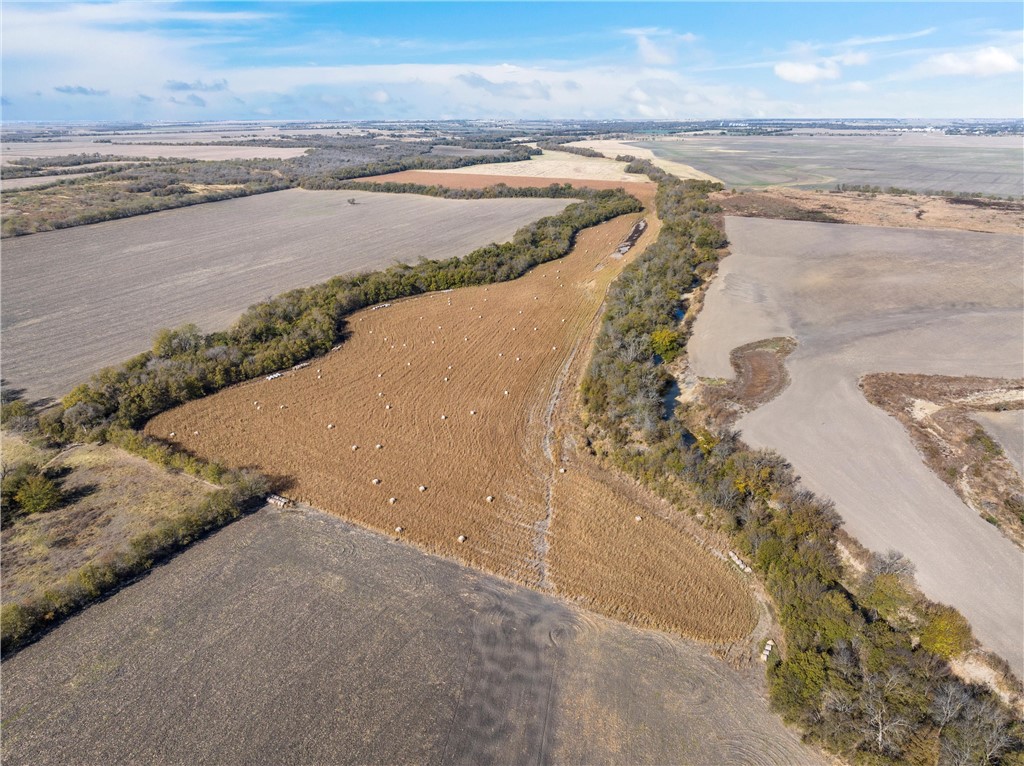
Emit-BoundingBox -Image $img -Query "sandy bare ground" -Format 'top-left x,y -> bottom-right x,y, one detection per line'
1,142 -> 308,163
974,410 -> 1024,477
689,217 -> 1024,676
147,196 -> 758,645
1,189 -> 571,402
565,139 -> 723,183
430,149 -> 645,183
359,168 -> 654,194
0,506 -> 821,766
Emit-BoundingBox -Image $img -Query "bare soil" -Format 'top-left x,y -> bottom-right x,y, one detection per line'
860,373 -> 1024,548
702,337 -> 797,427
147,193 -> 757,645
0,506 -> 821,766
714,187 -> 1023,235
688,216 -> 1024,675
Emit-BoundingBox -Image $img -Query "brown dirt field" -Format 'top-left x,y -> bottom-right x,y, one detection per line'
0,435 -> 216,604
860,373 -> 1024,549
714,187 -> 1024,234
147,196 -> 757,644
359,168 -> 655,194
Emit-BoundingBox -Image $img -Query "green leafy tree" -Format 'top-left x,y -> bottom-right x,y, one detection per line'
650,328 -> 683,362
920,606 -> 973,660
14,473 -> 62,515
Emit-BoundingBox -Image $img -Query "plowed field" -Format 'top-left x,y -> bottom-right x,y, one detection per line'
147,193 -> 756,643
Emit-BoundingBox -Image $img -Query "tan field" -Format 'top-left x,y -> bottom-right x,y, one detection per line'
147,193 -> 757,644
564,139 -> 723,183
689,216 -> 1024,675
360,168 -> 654,194
429,148 -> 648,182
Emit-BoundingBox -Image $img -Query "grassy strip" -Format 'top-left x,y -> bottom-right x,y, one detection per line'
44,187 -> 640,436
0,429 -> 268,656
580,162 -> 1022,764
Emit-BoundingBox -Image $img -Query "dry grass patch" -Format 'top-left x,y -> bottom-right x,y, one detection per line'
714,187 -> 1024,235
1,434 -> 216,605
359,168 -> 654,195
148,197 -> 756,643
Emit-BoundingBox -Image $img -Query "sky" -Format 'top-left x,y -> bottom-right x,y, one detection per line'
2,1 -> 1022,122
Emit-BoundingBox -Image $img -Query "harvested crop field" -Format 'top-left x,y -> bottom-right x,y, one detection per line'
360,168 -> 654,194
689,216 -> 1024,675
639,134 -> 1024,197
0,506 -> 821,766
148,201 -> 758,644
430,148 -> 646,183
1,189 -> 572,402
1,141 -> 309,162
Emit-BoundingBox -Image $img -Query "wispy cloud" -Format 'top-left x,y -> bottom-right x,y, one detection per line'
837,28 -> 937,48
457,72 -> 551,100
774,61 -> 841,84
54,85 -> 108,96
164,79 -> 229,92
622,27 -> 697,67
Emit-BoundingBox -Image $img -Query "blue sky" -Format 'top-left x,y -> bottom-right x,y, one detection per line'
3,2 -> 1022,121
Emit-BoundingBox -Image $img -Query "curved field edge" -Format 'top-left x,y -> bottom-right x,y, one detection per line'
145,190 -> 758,645
578,161 -> 1023,764
3,184 -> 638,653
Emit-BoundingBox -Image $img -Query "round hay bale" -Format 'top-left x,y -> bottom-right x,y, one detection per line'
327,424 -> 335,430
395,526 -> 403,533
635,515 -> 643,522
372,478 -> 381,485
558,467 -> 566,474
486,495 -> 494,503
419,485 -> 427,492
440,415 -> 447,420
457,535 -> 467,543
169,432 -> 175,437
385,404 -> 392,410
389,497 -> 397,504
376,443 -> 383,450
470,410 -> 476,415
351,443 -> 358,450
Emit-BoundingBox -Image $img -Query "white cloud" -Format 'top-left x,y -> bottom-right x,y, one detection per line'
622,27 -> 697,66
836,51 -> 870,66
838,28 -> 936,48
369,89 -> 391,104
774,60 -> 841,84
921,46 -> 1020,77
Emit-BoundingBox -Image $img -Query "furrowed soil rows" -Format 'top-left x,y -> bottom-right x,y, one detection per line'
148,190 -> 756,643
1,189 -> 572,401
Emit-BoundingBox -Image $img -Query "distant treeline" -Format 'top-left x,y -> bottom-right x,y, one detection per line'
339,180 -> 597,199
535,141 -> 606,158
580,164 -> 1023,765
1,145 -> 541,237
41,187 -> 640,436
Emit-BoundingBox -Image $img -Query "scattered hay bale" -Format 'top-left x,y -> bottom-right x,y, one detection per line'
440,415 -> 448,420
395,526 -> 403,533
635,515 -> 643,522
351,443 -> 357,449
169,432 -> 175,437
385,404 -> 392,410
486,495 -> 494,503
375,444 -> 383,450
419,485 -> 427,492
558,467 -> 566,474
372,478 -> 381,485
388,497 -> 397,505
457,535 -> 467,543
470,410 -> 477,415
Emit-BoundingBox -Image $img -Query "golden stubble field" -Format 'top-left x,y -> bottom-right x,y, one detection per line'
148,191 -> 755,643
